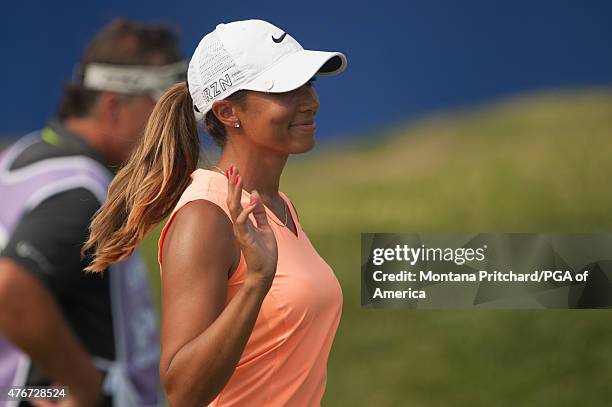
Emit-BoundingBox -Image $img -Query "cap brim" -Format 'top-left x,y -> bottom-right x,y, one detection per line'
239,49 -> 347,93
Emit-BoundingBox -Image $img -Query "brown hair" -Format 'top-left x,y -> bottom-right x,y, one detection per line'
59,17 -> 182,119
82,82 -> 248,273
82,82 -> 197,272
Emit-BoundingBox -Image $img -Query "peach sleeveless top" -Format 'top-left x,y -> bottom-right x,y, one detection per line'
157,168 -> 343,406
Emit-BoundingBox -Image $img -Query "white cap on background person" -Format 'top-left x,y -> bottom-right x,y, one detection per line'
79,60 -> 187,101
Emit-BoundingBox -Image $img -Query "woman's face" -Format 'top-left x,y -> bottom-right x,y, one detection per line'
236,79 -> 320,154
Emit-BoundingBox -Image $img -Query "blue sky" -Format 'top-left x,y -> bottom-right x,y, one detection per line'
2,0 -> 612,140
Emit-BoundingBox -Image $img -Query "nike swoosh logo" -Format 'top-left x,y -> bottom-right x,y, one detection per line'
272,32 -> 287,43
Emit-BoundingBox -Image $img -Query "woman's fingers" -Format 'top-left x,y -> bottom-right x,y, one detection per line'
224,167 -> 271,239
234,191 -> 264,225
247,190 -> 271,229
226,166 -> 257,238
226,166 -> 242,222
234,200 -> 257,236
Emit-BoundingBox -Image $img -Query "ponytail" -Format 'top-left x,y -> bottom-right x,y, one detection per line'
82,82 -> 200,273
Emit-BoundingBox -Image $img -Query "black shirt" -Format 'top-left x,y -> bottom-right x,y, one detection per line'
0,118 -> 115,406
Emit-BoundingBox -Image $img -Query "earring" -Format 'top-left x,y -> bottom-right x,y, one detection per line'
234,121 -> 240,128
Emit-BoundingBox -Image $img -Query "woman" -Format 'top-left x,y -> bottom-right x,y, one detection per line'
83,19 -> 347,406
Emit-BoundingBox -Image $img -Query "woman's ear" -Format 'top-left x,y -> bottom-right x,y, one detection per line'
211,100 -> 239,128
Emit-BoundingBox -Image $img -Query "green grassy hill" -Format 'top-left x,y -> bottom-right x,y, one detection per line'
141,87 -> 612,406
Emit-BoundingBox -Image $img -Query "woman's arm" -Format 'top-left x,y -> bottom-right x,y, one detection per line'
160,168 -> 277,407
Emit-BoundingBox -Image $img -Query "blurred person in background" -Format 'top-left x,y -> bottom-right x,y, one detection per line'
0,18 -> 185,407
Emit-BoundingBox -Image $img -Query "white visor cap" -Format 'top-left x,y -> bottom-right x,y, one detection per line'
187,19 -> 347,117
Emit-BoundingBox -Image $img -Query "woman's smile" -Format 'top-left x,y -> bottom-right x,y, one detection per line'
290,122 -> 317,131
289,118 -> 317,131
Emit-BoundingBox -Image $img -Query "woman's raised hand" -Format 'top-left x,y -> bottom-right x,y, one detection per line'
225,166 -> 278,290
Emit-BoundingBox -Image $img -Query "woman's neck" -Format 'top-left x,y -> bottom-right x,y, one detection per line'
215,142 -> 288,206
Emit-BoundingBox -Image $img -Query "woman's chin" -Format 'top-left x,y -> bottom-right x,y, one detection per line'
290,137 -> 316,154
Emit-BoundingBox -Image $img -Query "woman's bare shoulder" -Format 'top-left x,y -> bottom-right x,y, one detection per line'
162,199 -> 239,280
